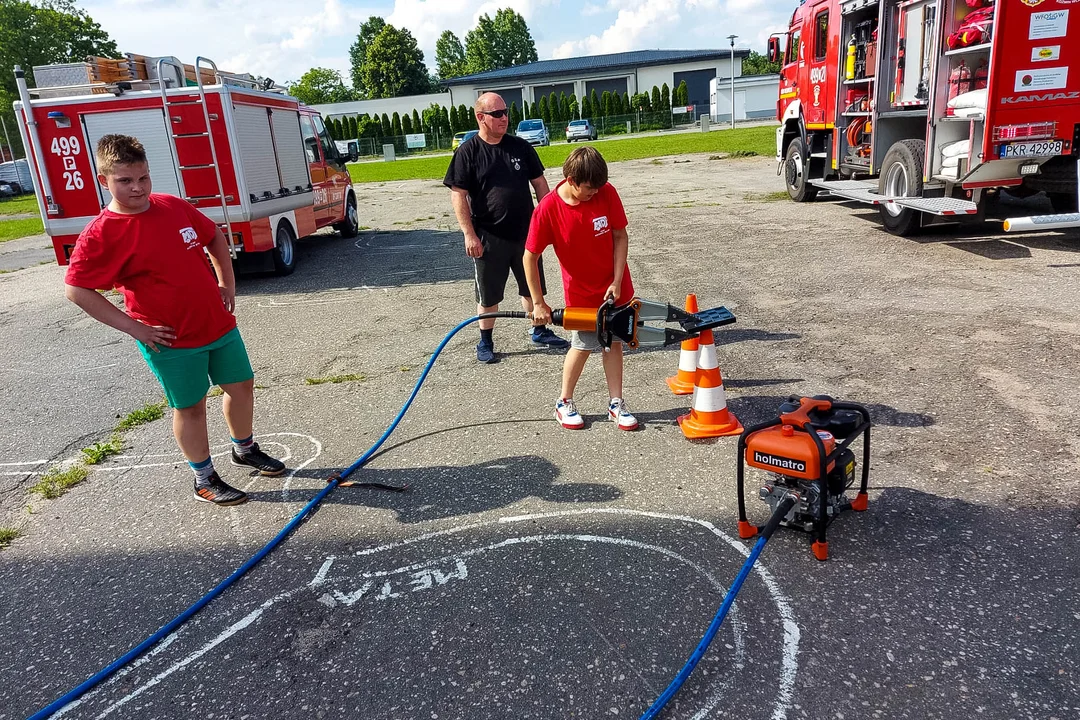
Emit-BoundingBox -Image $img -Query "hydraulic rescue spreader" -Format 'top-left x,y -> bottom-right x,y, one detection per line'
552,297 -> 736,349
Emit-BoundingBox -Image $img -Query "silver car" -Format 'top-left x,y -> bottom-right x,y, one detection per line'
516,119 -> 550,146
566,119 -> 597,142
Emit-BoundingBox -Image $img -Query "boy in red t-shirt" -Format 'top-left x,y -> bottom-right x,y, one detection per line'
524,146 -> 638,431
64,135 -> 284,506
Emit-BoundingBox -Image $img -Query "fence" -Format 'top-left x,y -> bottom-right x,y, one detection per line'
338,110 -> 689,159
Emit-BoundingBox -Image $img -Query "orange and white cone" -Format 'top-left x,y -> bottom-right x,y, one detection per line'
665,294 -> 700,396
677,328 -> 743,438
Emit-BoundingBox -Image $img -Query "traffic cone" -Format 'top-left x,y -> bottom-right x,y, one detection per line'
665,294 -> 700,396
677,328 -> 743,438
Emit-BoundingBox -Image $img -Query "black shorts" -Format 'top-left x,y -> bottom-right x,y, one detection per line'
474,229 -> 547,307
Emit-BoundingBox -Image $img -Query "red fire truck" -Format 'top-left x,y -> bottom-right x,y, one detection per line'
13,55 -> 359,274
769,0 -> 1080,235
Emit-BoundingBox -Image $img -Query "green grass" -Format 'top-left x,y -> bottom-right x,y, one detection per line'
30,465 -> 89,499
81,435 -> 124,464
208,386 -> 224,398
115,401 -> 166,431
744,191 -> 791,202
0,195 -> 39,216
0,527 -> 22,549
305,373 -> 366,385
0,217 -> 44,242
347,126 -> 774,184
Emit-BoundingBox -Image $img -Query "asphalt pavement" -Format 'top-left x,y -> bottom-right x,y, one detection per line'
1,156 -> 1078,719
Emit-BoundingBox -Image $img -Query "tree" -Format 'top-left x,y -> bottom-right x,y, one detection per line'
590,89 -> 601,118
651,86 -> 661,112
538,96 -> 550,126
464,8 -> 538,74
391,112 -> 403,136
570,98 -> 579,120
348,16 -> 387,95
380,113 -> 392,138
441,107 -> 451,135
631,91 -> 651,111
458,104 -> 471,129
509,102 -> 521,131
742,50 -> 781,76
621,92 -> 631,115
559,92 -> 570,124
580,95 -> 591,120
402,114 -> 413,134
411,109 -> 422,135
361,24 -> 429,98
522,100 -> 530,119
600,91 -> 611,118
0,0 -> 119,155
673,81 -> 687,107
435,30 -> 467,80
661,83 -> 671,114
357,114 -> 380,139
287,67 -> 355,105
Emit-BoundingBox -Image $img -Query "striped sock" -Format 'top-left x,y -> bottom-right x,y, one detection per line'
189,456 -> 215,483
232,434 -> 255,456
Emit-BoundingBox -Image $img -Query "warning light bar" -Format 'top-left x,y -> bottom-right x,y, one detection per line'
992,122 -> 1057,143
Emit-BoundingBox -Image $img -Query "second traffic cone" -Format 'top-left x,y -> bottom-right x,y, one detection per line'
665,294 -> 700,395
677,328 -> 743,438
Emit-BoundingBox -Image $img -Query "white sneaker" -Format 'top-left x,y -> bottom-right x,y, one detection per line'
555,398 -> 585,429
608,398 -> 639,431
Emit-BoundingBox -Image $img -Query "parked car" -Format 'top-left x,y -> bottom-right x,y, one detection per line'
0,182 -> 13,198
516,119 -> 549,146
565,119 -> 597,142
0,159 -> 32,194
452,130 -> 478,150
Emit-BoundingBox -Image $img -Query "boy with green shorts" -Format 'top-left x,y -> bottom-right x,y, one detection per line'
64,135 -> 284,506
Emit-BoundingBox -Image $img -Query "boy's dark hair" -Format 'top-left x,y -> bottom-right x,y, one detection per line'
562,146 -> 608,187
96,135 -> 147,176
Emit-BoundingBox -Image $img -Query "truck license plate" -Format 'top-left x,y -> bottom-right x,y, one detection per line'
999,140 -> 1063,159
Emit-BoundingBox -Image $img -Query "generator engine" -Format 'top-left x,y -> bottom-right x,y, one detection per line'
736,396 -> 871,561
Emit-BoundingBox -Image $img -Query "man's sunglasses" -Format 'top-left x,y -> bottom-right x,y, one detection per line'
480,109 -> 508,118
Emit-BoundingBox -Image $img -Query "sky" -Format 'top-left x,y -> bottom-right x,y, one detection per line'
76,0 -> 796,87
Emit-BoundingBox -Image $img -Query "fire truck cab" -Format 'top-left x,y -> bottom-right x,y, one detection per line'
770,0 -> 1080,235
13,55 -> 360,274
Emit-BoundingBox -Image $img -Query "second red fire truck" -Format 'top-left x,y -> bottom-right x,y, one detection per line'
14,54 -> 359,274
769,0 -> 1080,235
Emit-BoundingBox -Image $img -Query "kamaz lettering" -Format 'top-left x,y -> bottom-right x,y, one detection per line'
1001,91 -> 1080,104
753,451 -> 807,473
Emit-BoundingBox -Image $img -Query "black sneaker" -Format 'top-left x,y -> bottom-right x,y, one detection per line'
194,472 -> 248,506
230,442 -> 286,476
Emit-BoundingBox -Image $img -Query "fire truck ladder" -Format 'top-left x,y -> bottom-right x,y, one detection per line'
157,57 -> 236,258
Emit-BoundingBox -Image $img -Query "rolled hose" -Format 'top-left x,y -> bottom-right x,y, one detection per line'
639,493 -> 797,719
29,311 -> 527,720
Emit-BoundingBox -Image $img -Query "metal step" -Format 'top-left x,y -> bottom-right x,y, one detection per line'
812,179 -> 884,205
179,164 -> 216,170
172,132 -> 210,138
888,196 -> 978,215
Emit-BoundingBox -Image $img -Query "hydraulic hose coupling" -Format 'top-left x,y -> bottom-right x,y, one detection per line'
550,296 -> 737,349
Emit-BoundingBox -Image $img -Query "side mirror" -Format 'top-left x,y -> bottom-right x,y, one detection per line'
349,149 -> 358,162
768,36 -> 782,64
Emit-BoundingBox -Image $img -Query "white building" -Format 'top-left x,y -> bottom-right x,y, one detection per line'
710,74 -> 780,123
441,49 -> 753,120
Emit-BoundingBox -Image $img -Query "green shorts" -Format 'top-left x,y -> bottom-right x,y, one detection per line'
138,327 -> 254,409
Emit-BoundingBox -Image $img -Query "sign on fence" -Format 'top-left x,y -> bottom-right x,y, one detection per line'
672,105 -> 695,115
406,134 -> 427,149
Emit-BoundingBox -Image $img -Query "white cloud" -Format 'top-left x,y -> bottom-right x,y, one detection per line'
552,0 -> 682,58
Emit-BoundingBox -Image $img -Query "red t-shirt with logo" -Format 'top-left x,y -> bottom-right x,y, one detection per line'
525,180 -> 634,306
65,193 -> 235,348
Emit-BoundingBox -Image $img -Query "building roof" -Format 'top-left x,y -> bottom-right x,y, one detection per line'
442,48 -> 749,86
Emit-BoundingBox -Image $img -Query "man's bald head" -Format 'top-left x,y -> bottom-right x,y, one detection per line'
473,92 -> 509,143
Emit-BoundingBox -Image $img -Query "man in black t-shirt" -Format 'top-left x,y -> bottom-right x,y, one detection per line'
444,92 -> 570,364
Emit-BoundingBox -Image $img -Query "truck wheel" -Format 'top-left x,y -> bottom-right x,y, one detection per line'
1049,192 -> 1078,214
878,140 -> 925,236
784,138 -> 817,202
272,222 -> 297,276
335,194 -> 360,238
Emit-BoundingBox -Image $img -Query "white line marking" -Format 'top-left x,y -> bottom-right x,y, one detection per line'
0,460 -> 46,466
310,556 -> 336,587
93,589 -> 300,719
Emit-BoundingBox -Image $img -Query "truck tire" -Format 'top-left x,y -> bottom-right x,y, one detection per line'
878,140 -> 926,236
272,222 -> 297,276
335,193 -> 360,238
1023,156 -> 1078,195
784,137 -> 818,202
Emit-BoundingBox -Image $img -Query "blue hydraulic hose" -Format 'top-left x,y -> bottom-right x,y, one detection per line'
640,494 -> 797,720
29,313 -> 515,720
